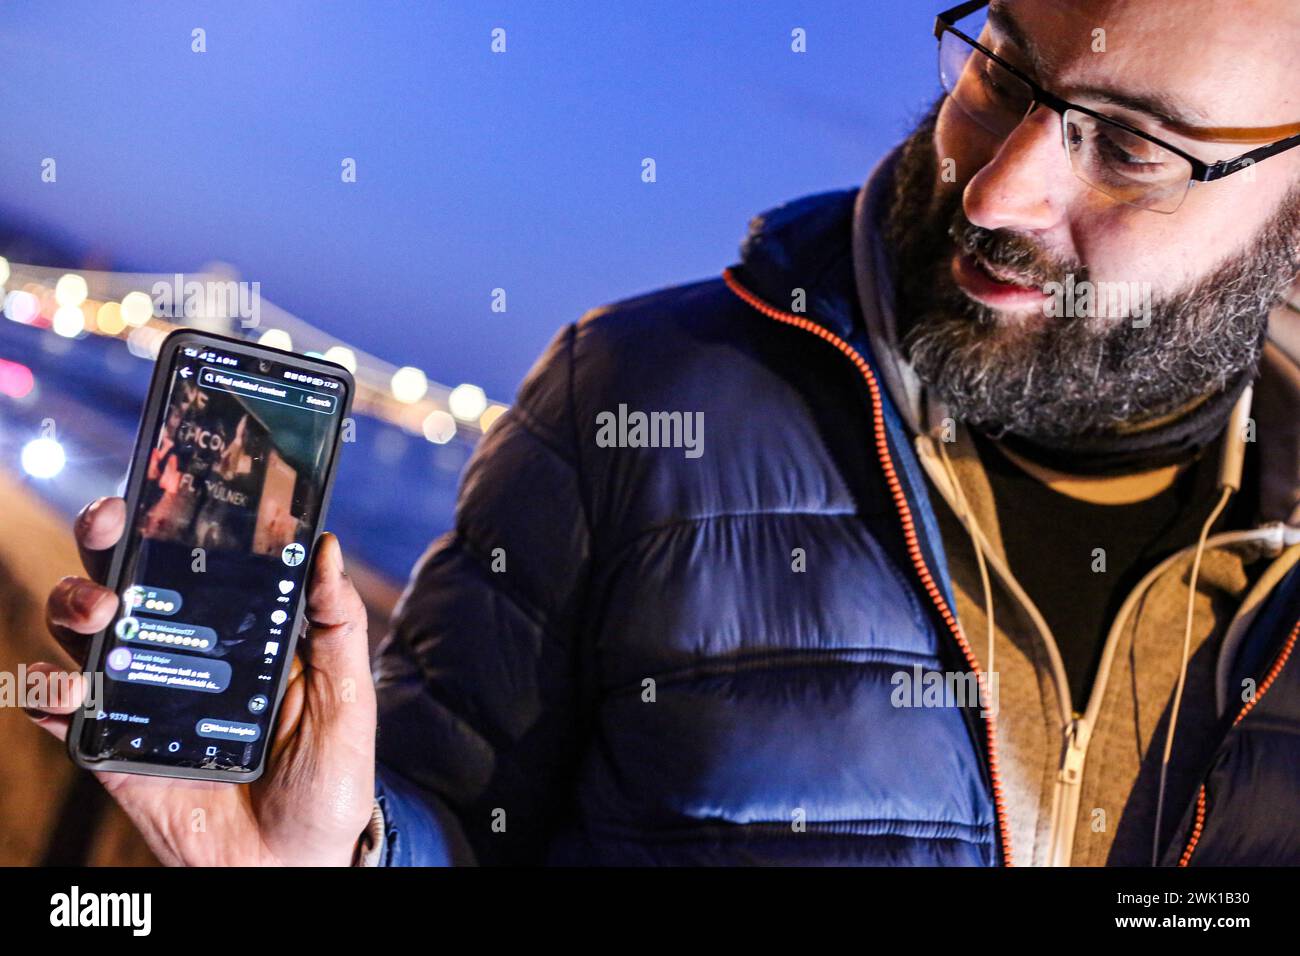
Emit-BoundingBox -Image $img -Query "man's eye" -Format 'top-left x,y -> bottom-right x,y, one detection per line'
979,65 -> 1015,102
1097,130 -> 1166,169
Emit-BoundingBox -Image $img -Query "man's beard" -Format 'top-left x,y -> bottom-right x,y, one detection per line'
884,99 -> 1300,446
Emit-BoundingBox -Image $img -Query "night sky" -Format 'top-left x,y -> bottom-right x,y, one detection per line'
0,1 -> 935,400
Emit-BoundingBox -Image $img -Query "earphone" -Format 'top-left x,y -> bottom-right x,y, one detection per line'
1151,383 -> 1253,864
1216,384 -> 1254,494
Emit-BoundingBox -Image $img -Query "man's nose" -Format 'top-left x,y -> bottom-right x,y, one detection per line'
963,105 -> 1077,233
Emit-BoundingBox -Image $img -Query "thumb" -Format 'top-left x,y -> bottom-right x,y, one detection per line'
302,533 -> 370,680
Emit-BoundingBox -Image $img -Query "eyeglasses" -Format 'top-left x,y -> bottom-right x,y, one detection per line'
935,0 -> 1300,214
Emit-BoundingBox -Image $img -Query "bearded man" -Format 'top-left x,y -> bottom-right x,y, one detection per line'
32,0 -> 1300,866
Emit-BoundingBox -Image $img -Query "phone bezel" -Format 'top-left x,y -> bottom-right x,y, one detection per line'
67,327 -> 356,783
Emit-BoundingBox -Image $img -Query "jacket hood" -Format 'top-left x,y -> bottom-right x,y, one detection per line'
733,147 -> 924,432
735,185 -> 862,341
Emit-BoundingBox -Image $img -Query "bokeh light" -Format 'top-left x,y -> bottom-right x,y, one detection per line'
421,409 -> 457,444
258,328 -> 293,351
4,290 -> 39,324
120,291 -> 153,327
54,273 -> 88,308
391,366 -> 428,404
448,383 -> 487,422
0,359 -> 34,399
323,345 -> 357,373
96,301 -> 125,334
479,404 -> 507,432
52,305 -> 85,338
21,437 -> 66,479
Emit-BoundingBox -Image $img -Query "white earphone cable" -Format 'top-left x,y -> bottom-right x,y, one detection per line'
937,436 -> 997,688
1150,484 -> 1233,865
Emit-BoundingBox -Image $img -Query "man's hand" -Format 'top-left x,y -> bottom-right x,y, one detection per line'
27,497 -> 376,866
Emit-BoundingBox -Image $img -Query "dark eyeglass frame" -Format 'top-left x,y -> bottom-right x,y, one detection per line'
936,0 -> 1300,186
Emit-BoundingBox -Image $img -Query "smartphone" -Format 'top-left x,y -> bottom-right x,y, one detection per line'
69,329 -> 354,781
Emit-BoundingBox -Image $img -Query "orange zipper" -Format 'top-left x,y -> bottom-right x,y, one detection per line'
722,267 -> 1013,866
1177,615 -> 1300,866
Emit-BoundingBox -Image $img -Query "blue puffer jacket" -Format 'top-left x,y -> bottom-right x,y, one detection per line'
371,186 -> 1300,867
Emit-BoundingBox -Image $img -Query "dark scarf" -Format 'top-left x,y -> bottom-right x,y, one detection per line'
984,363 -> 1254,477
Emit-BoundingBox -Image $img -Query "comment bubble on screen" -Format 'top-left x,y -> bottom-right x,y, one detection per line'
104,648 -> 232,693
123,584 -> 183,616
114,616 -> 219,654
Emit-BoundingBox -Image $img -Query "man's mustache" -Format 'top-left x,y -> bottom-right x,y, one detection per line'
947,211 -> 1087,289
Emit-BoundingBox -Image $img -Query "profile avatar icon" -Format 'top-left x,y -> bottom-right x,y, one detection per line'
281,542 -> 306,567
106,648 -> 133,672
115,617 -> 140,640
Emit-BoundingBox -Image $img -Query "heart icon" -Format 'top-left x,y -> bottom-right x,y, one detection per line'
279,580 -> 294,595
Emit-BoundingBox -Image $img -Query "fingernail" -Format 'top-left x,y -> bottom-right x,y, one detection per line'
71,581 -> 101,616
331,535 -> 346,575
22,705 -> 52,721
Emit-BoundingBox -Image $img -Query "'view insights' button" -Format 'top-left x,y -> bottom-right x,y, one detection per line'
195,718 -> 261,742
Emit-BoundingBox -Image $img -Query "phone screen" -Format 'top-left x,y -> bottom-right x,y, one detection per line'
76,340 -> 350,775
